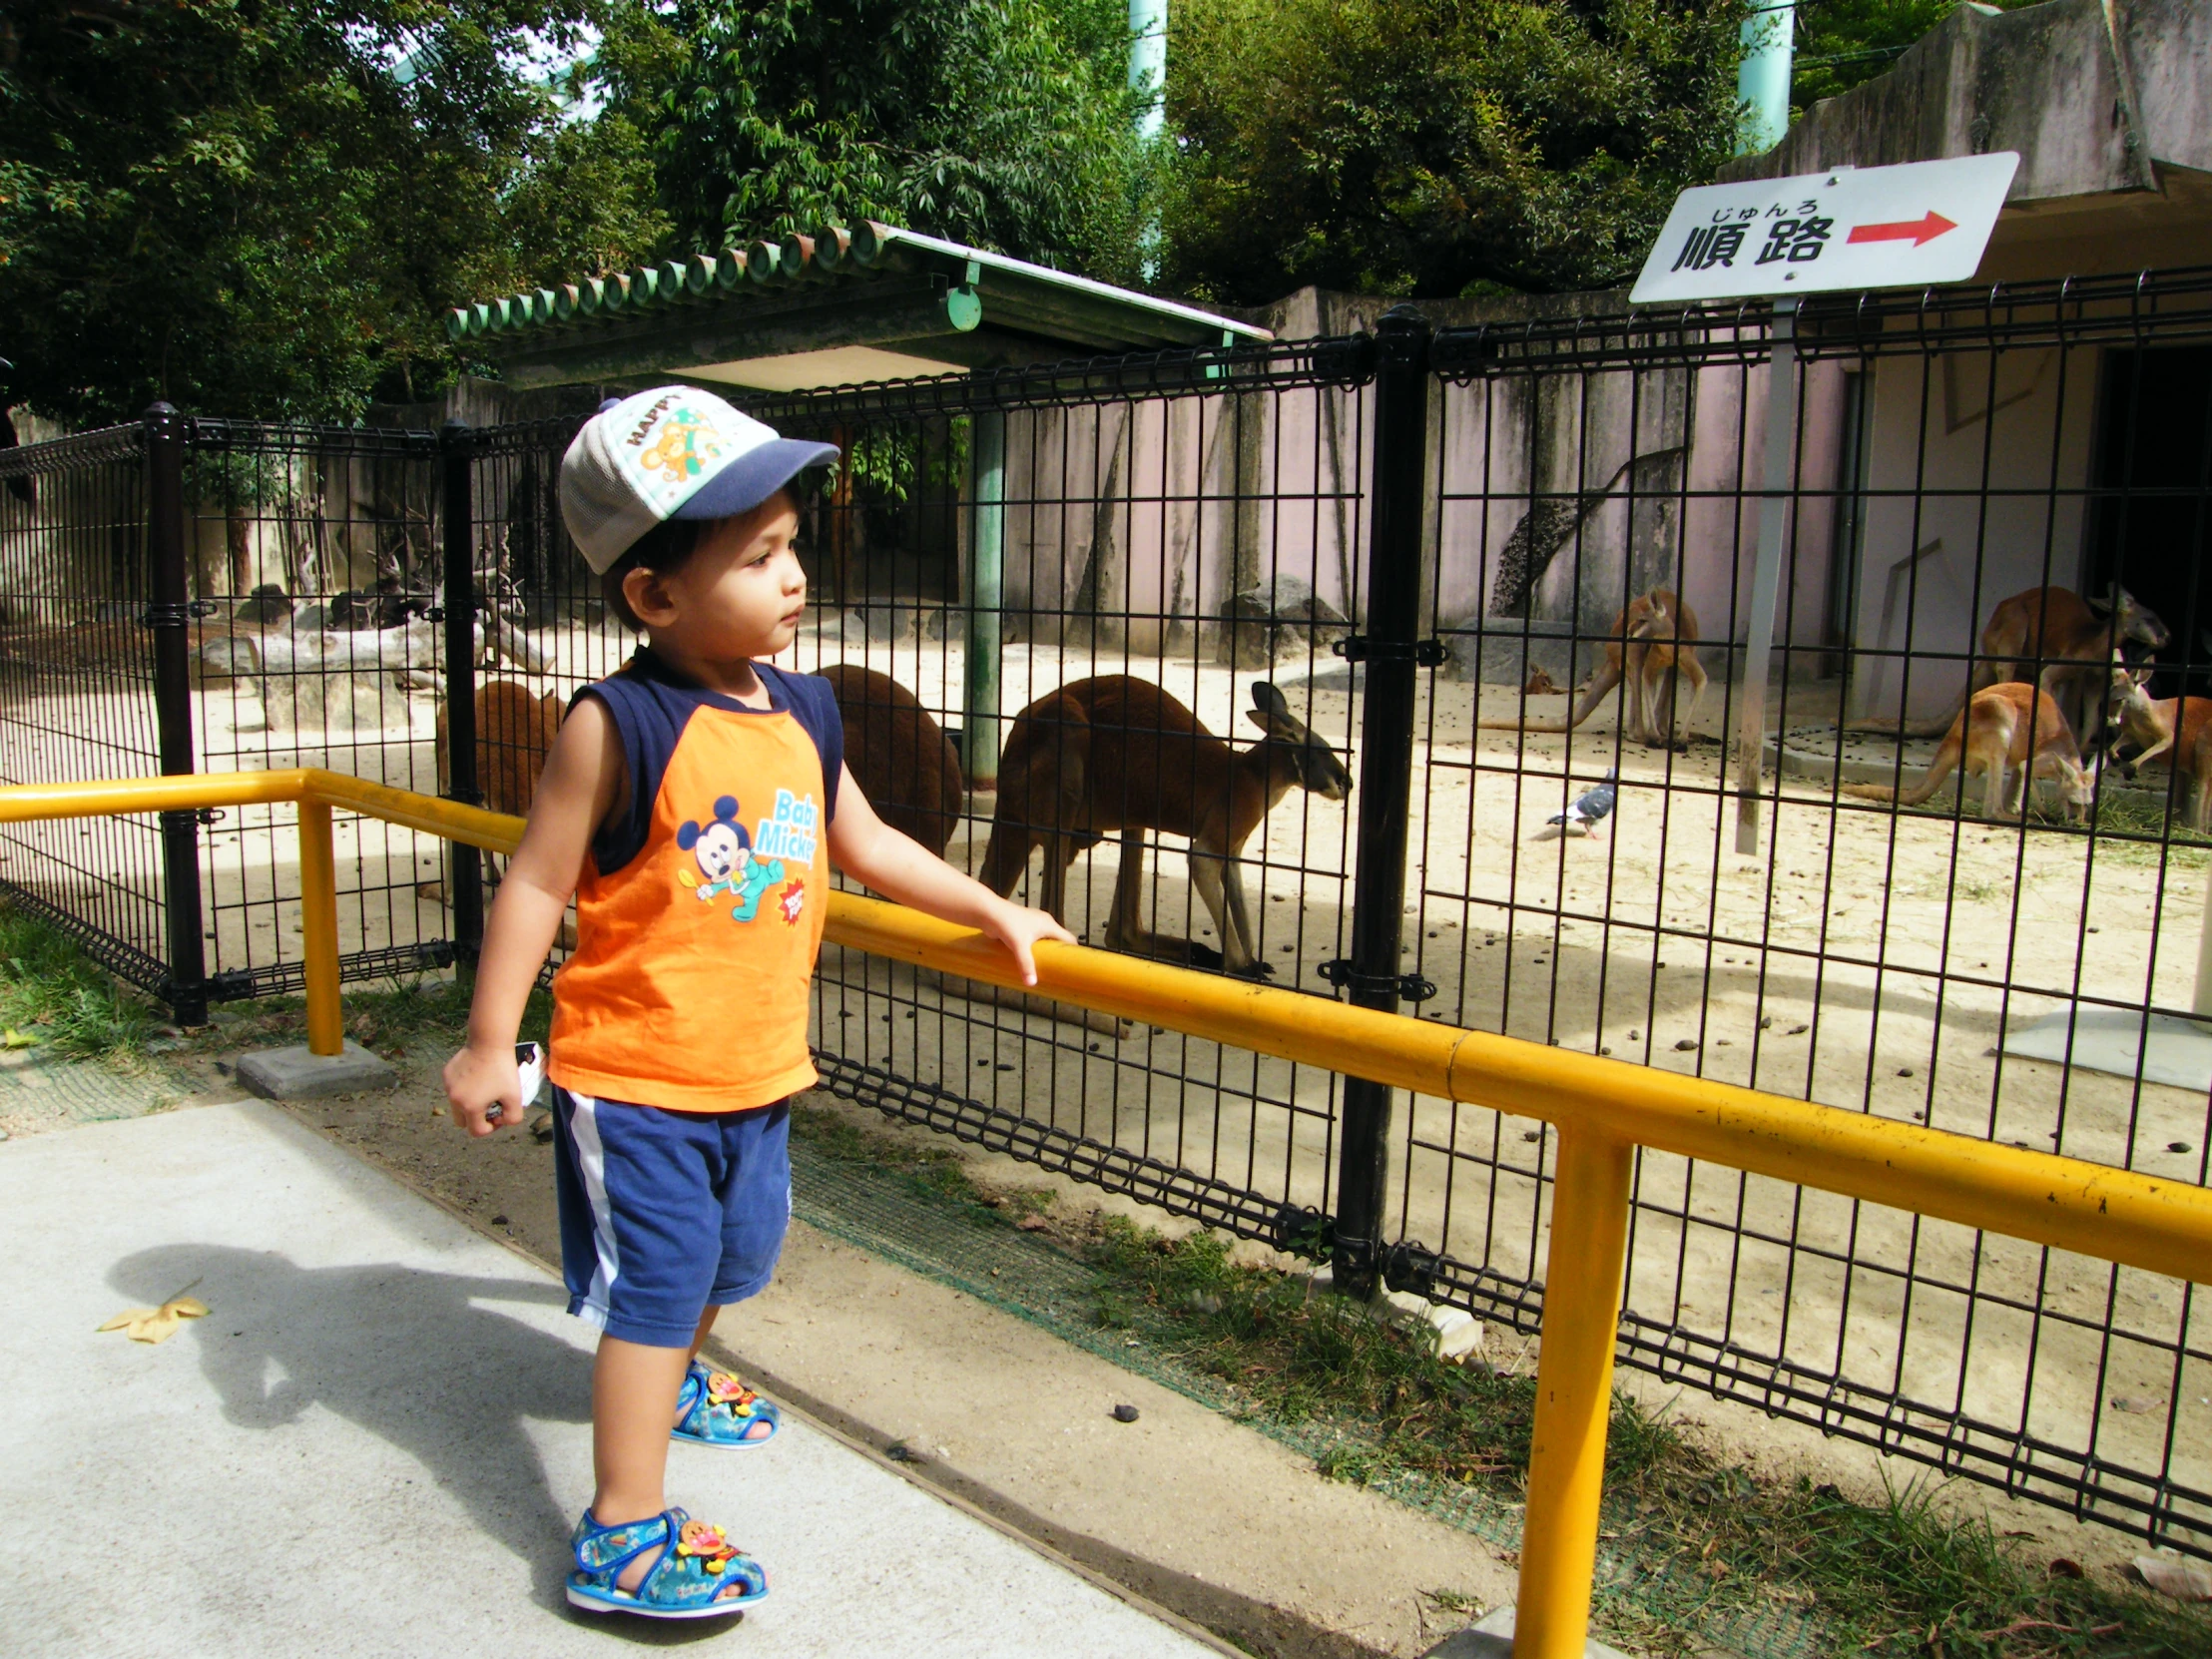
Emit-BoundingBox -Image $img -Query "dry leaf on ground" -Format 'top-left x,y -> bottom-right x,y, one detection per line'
2133,1555 -> 2212,1601
97,1296 -> 210,1345
2,1028 -> 37,1049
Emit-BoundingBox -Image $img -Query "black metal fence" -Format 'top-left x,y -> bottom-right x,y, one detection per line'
2,268 -> 2209,1558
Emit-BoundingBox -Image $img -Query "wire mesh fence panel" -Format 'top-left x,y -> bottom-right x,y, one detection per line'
0,423 -> 169,986
728,343 -> 1380,1243
175,420 -> 455,998
456,414 -> 636,974
1397,273 -> 2212,1552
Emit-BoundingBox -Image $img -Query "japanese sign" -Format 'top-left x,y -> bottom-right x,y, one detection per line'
1629,153 -> 2020,305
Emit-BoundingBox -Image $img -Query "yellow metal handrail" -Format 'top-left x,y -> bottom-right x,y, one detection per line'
5,769 -> 2209,1658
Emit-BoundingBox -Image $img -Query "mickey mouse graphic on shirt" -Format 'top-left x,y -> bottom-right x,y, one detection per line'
675,796 -> 787,922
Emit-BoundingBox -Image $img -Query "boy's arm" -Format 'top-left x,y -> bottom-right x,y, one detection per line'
442,696 -> 624,1136
825,763 -> 1072,986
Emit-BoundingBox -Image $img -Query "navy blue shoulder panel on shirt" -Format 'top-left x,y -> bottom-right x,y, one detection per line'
574,654 -> 844,876
754,662 -> 844,825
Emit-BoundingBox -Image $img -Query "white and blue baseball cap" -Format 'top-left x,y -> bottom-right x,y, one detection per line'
559,385 -> 839,574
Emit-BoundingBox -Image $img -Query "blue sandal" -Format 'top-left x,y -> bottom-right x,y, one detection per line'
673,1358 -> 781,1449
566,1506 -> 768,1619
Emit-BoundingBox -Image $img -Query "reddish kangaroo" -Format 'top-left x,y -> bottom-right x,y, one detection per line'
1479,588 -> 1708,749
823,665 -> 963,858
2102,657 -> 2212,828
977,677 -> 1351,975
419,681 -> 564,904
1843,683 -> 2092,822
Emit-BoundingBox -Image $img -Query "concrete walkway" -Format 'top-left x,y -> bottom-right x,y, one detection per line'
0,1101 -> 1226,1658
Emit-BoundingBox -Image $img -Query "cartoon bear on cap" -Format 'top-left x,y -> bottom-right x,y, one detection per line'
676,796 -> 786,922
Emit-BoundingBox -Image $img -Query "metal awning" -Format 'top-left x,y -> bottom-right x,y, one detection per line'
450,221 -> 1270,392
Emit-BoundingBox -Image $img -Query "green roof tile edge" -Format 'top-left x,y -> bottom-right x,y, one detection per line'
449,221 -> 1268,348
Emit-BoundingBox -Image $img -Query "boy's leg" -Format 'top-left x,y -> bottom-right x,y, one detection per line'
592,1335 -> 692,1524
553,1089 -> 754,1600
682,1101 -> 793,1445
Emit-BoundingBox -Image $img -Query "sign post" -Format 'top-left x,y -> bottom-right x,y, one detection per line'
1629,154 -> 2019,851
1733,295 -> 1799,853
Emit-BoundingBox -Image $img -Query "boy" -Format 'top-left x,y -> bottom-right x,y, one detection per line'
443,386 -> 1069,1619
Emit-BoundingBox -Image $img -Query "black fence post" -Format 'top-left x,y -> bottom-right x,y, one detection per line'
1331,306 -> 1432,1300
440,420 -> 483,967
145,402 -> 210,1027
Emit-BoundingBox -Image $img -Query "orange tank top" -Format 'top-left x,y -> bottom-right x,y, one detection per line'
547,651 -> 841,1112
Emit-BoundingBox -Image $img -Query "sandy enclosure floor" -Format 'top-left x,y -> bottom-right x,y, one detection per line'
5,616 -> 2207,1539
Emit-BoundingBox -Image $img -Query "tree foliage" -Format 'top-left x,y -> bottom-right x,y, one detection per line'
0,0 -> 665,424
601,0 -> 1149,281
1161,0 -> 1749,302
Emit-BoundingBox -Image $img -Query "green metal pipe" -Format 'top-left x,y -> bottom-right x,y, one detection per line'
964,409 -> 1007,789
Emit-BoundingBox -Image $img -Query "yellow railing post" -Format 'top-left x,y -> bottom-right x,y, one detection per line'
297,800 -> 343,1058
1513,1127 -> 1635,1658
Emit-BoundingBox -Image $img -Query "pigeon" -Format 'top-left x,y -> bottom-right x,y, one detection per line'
1544,768 -> 1618,838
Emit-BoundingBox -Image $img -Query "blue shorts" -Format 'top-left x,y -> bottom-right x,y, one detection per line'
550,1087 -> 793,1348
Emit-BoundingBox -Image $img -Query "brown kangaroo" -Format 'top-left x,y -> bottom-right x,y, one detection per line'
1859,585 -> 2170,741
1479,589 -> 1708,750
2101,657 -> 2212,828
977,677 -> 1351,975
419,681 -> 565,904
1843,683 -> 2092,822
823,665 -> 962,858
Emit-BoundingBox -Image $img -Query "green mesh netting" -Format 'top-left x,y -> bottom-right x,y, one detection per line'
0,1049 -> 180,1130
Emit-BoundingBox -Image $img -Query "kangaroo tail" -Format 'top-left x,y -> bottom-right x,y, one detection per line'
1478,671 -> 1617,735
1843,707 -> 1961,739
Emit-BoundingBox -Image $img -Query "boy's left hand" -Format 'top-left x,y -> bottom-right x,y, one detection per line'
981,900 -> 1076,986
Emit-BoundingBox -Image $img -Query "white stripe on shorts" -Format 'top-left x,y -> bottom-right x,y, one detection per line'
566,1091 -> 619,1331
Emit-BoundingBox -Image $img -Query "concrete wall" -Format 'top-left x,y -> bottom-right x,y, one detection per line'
1720,0 -> 2212,280
992,293 -> 1858,688
1847,341 -> 2101,723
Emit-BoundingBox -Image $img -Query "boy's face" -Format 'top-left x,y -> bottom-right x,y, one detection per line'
625,490 -> 806,659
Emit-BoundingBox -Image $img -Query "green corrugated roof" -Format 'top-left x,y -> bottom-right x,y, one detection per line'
451,220 -> 1269,391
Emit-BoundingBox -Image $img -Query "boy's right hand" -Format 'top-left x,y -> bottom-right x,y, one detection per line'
444,1041 -> 522,1137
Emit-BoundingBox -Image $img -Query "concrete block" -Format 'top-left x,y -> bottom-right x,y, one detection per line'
1421,1605 -> 1632,1657
235,1039 -> 395,1101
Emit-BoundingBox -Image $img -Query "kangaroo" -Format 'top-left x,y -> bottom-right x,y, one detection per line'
1479,589 -> 1708,750
977,677 -> 1351,976
418,681 -> 565,906
823,665 -> 963,858
1857,585 -> 2170,742
1842,683 -> 2093,822
2099,657 -> 2212,827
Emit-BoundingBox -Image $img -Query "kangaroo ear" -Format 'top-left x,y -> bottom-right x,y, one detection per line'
1251,681 -> 1290,721
1245,709 -> 1274,733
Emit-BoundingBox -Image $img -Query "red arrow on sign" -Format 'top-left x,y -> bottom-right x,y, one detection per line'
1847,211 -> 1957,248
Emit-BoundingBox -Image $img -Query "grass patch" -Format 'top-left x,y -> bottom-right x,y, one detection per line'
2088,790 -> 2212,868
791,1105 -> 2212,1659
172,977 -> 549,1064
0,903 -> 162,1063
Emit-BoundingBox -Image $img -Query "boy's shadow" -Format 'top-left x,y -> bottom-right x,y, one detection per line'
110,1246 -> 739,1643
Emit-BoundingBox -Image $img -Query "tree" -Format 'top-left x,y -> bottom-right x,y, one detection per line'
599,0 -> 1149,282
0,0 -> 665,424
1160,0 -> 1748,302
